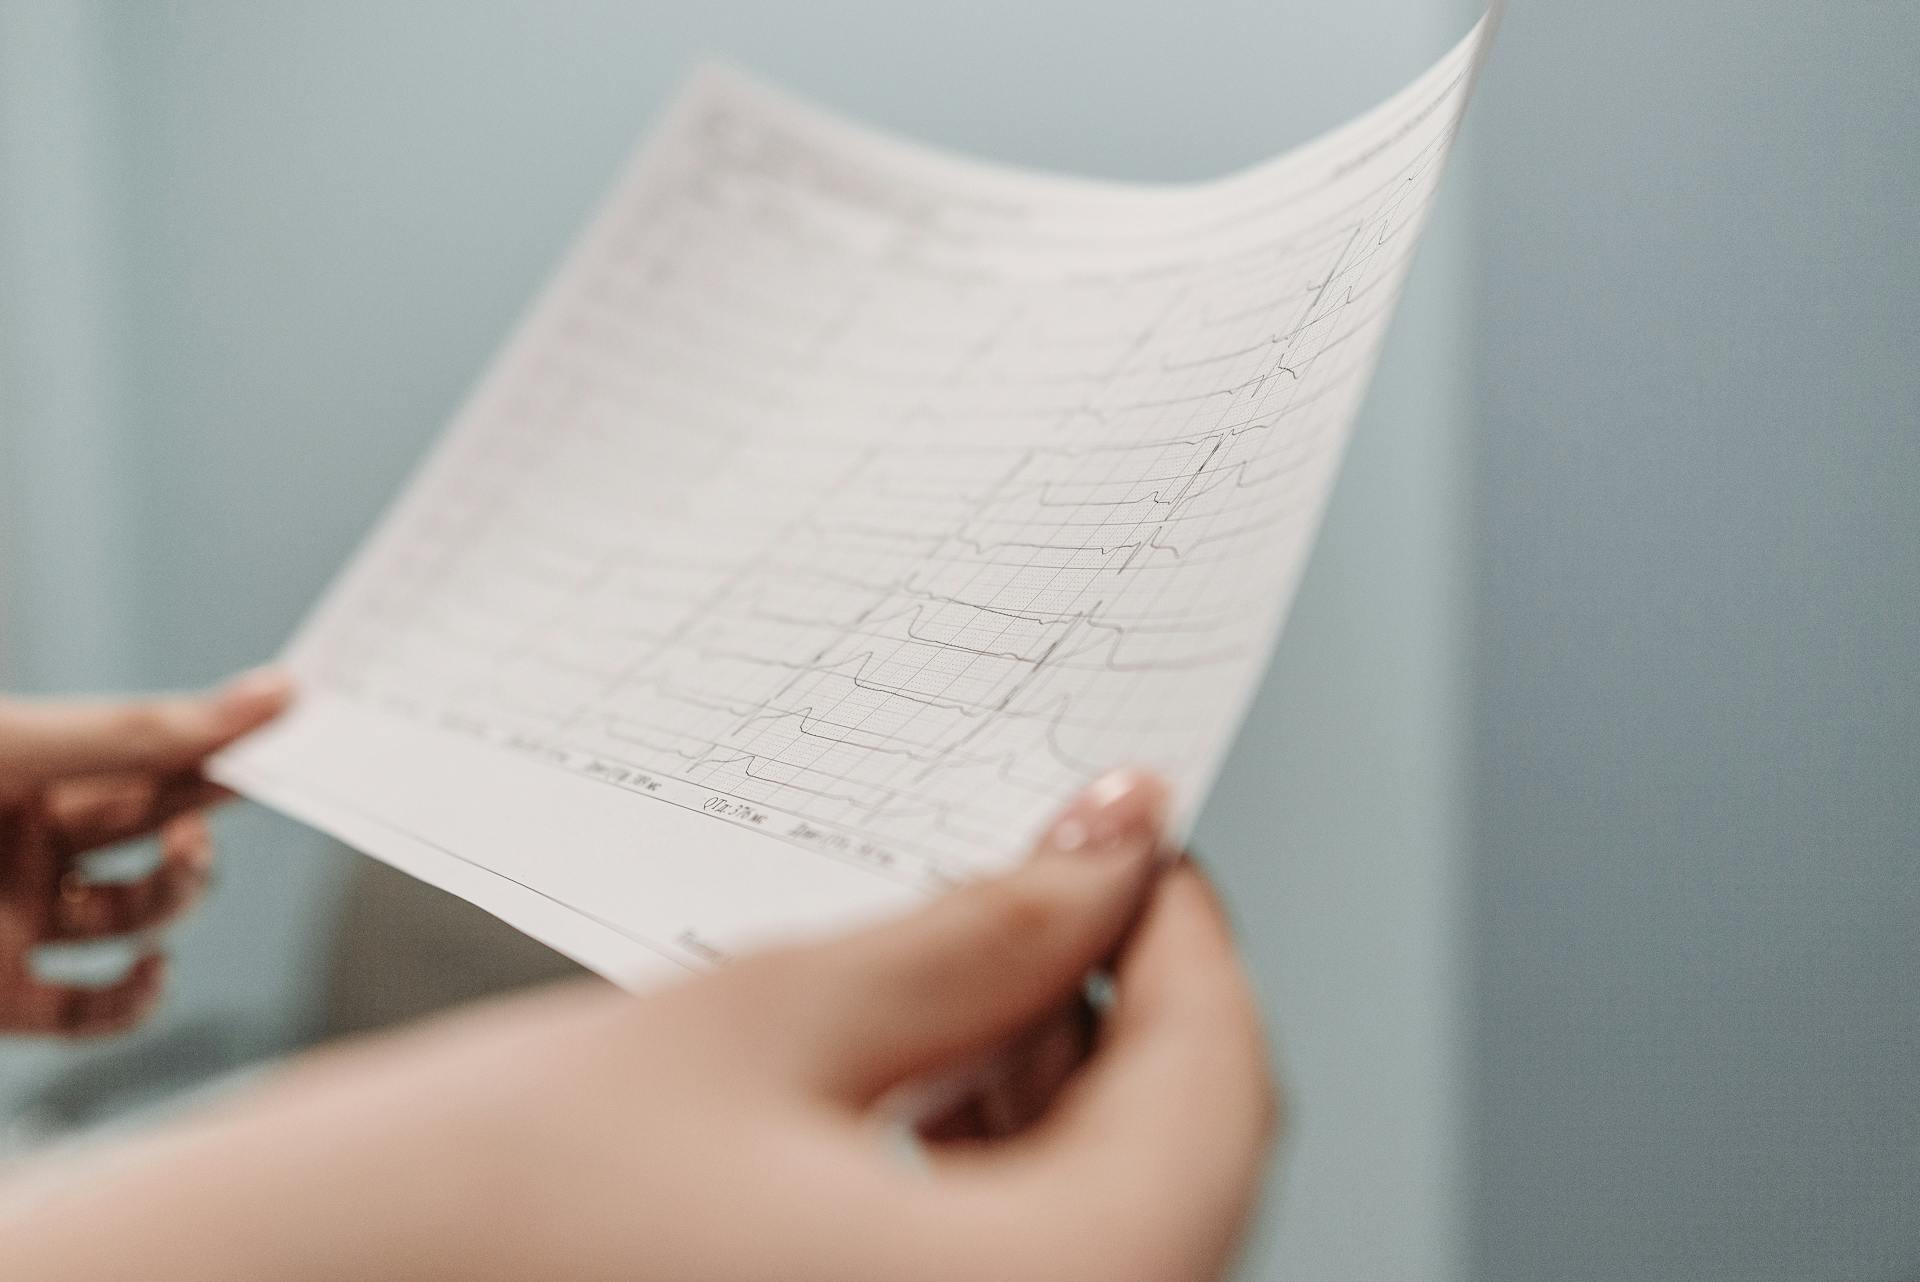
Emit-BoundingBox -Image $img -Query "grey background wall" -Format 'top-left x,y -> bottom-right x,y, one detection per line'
2,2 -> 1478,1279
1469,4 -> 1920,1279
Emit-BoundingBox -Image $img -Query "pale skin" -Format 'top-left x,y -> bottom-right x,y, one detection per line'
0,672 -> 1281,1282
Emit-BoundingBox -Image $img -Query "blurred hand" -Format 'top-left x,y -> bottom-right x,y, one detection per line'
0,670 -> 293,1037
6,771 -> 1280,1282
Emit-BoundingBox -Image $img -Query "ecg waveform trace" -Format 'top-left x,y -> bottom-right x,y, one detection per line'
216,19 -> 1491,979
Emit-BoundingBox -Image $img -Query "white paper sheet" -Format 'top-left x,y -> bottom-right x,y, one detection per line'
214,16 -> 1494,987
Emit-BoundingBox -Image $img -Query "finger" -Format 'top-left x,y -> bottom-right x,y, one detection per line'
50,814 -> 214,941
780,769 -> 1168,1105
46,772 -> 232,856
0,805 -> 62,910
919,1095 -> 995,1145
920,998 -> 1096,1144
980,997 -> 1097,1136
0,667 -> 292,792
989,866 -> 1279,1278
3,953 -> 168,1038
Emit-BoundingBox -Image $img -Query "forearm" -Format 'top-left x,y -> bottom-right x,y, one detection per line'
0,1068 -> 477,1281
2,1112 -> 333,1280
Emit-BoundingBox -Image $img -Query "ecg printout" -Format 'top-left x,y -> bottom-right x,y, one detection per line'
214,16 -> 1493,985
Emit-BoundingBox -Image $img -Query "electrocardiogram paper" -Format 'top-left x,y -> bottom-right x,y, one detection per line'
213,16 -> 1494,986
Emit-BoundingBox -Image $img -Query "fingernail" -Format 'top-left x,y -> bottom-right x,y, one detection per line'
1043,769 -> 1167,857
214,667 -> 294,721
